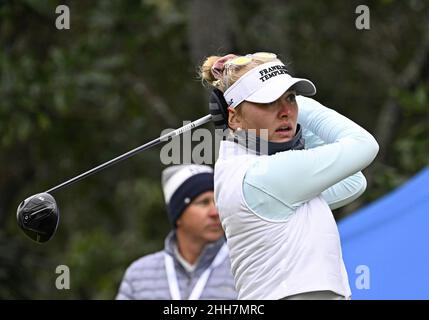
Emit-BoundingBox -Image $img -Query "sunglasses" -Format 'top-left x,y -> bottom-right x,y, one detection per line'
225,52 -> 277,68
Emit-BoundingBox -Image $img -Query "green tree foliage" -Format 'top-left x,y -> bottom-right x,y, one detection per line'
0,0 -> 428,298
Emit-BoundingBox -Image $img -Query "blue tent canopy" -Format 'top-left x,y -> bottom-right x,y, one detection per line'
338,166 -> 429,299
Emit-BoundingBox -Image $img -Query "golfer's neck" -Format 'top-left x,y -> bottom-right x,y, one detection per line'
176,231 -> 205,265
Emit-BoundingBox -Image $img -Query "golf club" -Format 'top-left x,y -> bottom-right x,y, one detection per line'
17,114 -> 213,243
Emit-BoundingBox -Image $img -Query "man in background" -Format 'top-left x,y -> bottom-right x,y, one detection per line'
116,164 -> 237,300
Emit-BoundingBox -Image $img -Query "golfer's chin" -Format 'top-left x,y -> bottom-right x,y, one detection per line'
270,130 -> 296,143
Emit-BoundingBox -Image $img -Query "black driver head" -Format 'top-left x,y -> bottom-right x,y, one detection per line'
17,192 -> 59,243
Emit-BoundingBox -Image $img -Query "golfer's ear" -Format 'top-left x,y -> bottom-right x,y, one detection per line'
228,107 -> 241,130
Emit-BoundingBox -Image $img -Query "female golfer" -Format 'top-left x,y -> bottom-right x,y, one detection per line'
200,52 -> 379,300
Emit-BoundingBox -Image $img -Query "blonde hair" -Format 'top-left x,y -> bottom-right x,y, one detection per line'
199,53 -> 278,92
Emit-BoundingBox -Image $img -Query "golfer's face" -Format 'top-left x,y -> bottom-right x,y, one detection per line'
177,191 -> 224,243
236,90 -> 298,143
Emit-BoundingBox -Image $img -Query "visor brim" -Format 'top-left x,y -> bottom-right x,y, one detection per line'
245,77 -> 316,104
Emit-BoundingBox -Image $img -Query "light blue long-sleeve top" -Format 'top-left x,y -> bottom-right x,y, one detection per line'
243,96 -> 378,221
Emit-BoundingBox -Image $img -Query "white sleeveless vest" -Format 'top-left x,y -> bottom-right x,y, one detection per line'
214,140 -> 351,300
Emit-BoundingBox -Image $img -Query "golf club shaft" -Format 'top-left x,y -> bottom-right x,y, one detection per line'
45,114 -> 213,194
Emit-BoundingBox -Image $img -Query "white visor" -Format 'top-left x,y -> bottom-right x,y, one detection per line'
224,60 -> 316,108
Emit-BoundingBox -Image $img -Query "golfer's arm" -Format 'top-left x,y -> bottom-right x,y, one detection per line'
321,172 -> 367,210
244,97 -> 379,212
302,127 -> 367,210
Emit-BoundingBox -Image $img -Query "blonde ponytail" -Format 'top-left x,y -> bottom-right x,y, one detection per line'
199,55 -> 222,88
199,52 -> 279,92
